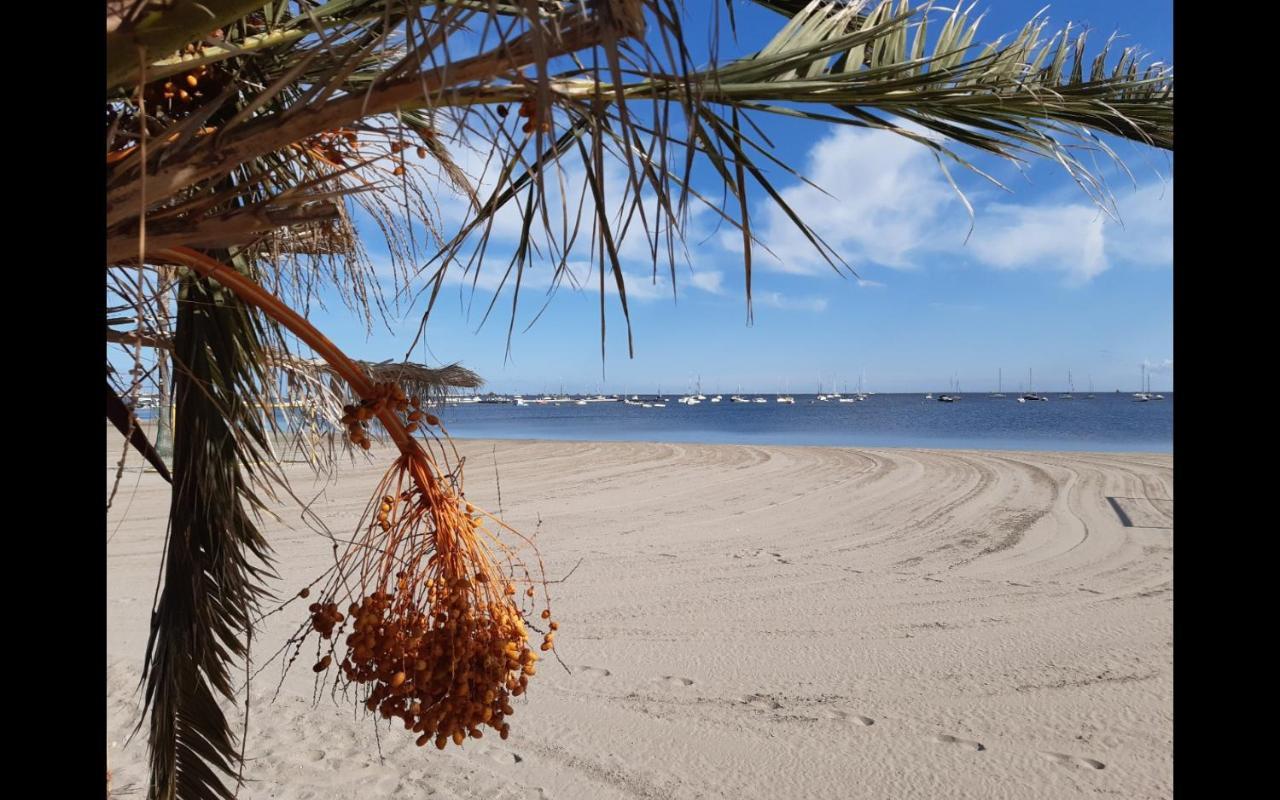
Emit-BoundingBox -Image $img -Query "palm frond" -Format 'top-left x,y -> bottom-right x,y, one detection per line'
140,255 -> 280,800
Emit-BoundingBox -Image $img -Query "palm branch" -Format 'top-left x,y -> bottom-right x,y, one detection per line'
104,3 -> 1172,799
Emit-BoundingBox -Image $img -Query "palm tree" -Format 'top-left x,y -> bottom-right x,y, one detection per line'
104,2 -> 1172,798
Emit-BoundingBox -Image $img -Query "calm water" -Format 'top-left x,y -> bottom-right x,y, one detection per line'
429,393 -> 1172,453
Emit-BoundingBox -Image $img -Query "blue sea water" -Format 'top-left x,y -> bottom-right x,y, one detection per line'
132,392 -> 1172,452
431,393 -> 1172,453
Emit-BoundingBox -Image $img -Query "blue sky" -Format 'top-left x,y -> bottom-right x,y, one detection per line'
304,0 -> 1174,395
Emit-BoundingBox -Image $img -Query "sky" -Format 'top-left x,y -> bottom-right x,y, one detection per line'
302,0 -> 1175,395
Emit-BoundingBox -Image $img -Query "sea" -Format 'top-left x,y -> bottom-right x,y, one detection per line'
132,392 -> 1172,452
429,393 -> 1173,453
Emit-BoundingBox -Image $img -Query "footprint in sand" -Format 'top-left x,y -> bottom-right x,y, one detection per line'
930,734 -> 985,751
303,749 -> 326,762
487,748 -> 525,765
738,694 -> 782,711
1040,752 -> 1105,770
657,675 -> 695,688
823,709 -> 875,725
569,665 -> 611,678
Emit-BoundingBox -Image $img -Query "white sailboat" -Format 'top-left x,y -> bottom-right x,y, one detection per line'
776,379 -> 795,404
1134,364 -> 1151,401
991,368 -> 1006,398
1060,371 -> 1074,400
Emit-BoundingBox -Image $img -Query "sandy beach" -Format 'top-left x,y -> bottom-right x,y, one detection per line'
107,438 -> 1172,799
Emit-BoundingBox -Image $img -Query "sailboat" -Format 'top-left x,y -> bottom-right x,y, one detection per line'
938,375 -> 958,402
990,368 -> 1006,398
1134,364 -> 1151,401
1021,369 -> 1048,402
937,380 -> 955,402
1060,371 -> 1074,400
677,376 -> 702,404
730,384 -> 750,403
1143,369 -> 1165,399
1086,376 -> 1095,400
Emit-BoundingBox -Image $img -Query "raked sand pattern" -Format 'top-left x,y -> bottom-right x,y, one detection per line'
107,439 -> 1172,799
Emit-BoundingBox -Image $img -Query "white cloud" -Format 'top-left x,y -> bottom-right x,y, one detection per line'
756,291 -> 828,313
717,123 -> 1171,287
967,202 -> 1108,284
419,117 -> 1172,298
964,180 -> 1172,284
732,125 -> 959,274
428,258 -> 725,307
688,270 -> 725,294
1107,182 -> 1173,268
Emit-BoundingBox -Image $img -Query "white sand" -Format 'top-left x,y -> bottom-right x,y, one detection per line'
107,439 -> 1172,799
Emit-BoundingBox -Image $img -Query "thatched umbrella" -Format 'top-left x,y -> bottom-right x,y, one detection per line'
104,2 -> 1172,799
